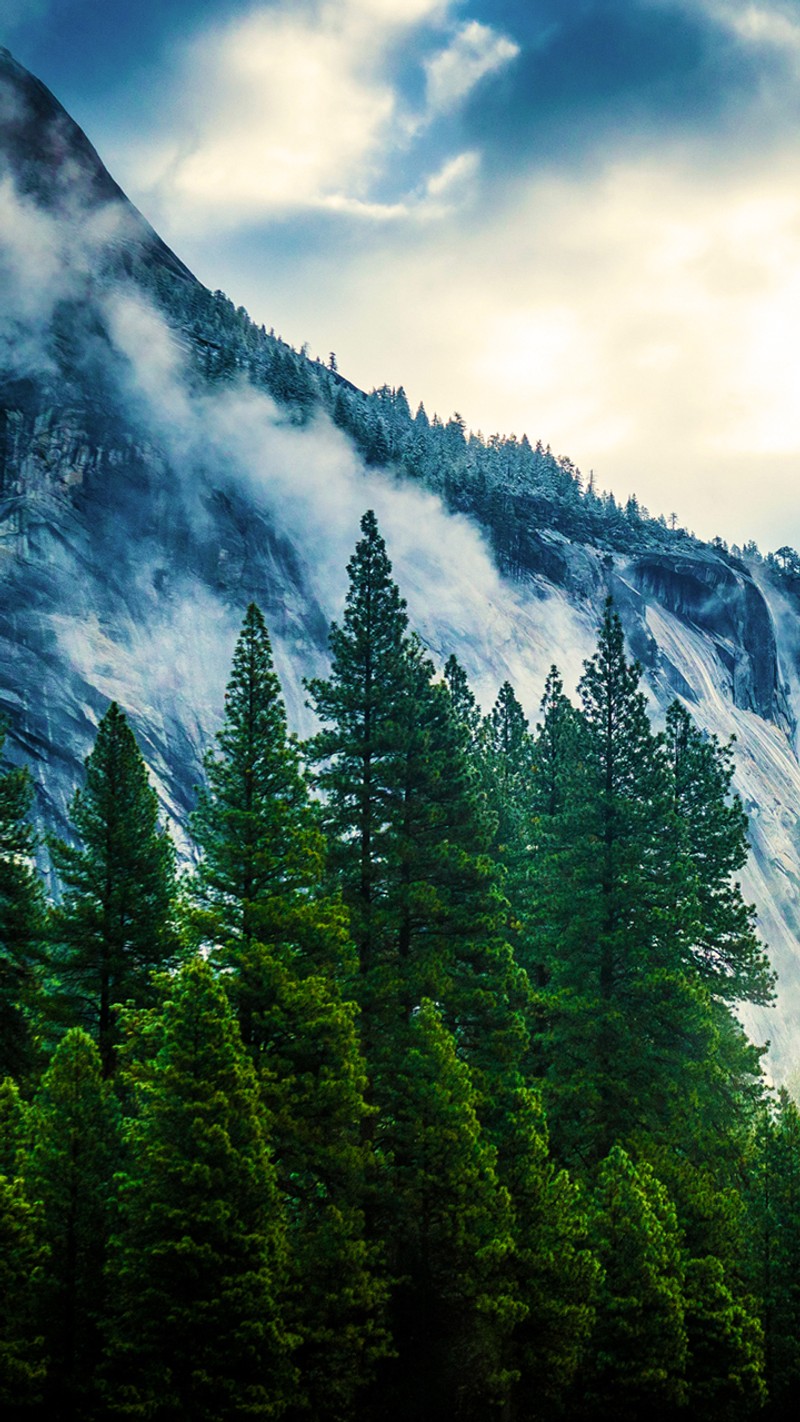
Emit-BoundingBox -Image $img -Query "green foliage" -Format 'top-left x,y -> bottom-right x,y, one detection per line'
683,1255 -> 765,1419
192,602 -> 385,1420
0,1076 -> 26,1179
49,703 -> 178,1075
533,605 -> 706,1164
666,700 -> 775,1006
372,1000 -> 517,1422
24,1027 -> 119,1415
748,1089 -> 800,1416
105,958 -> 293,1421
307,513 -> 528,1105
192,603 -> 350,983
0,1173 -> 47,1413
0,728 -> 45,1079
583,1146 -> 687,1420
497,1083 -> 599,1420
0,567 -> 785,1417
306,509 -> 412,994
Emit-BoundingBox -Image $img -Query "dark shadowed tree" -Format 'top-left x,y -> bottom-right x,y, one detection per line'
49,703 -> 178,1076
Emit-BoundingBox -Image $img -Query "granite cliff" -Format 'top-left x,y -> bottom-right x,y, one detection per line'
3,46 -> 800,1072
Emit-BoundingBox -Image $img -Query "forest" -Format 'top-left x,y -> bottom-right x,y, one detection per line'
1,509 -> 799,1422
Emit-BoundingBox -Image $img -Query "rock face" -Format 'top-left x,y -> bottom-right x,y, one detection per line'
3,47 -> 800,1073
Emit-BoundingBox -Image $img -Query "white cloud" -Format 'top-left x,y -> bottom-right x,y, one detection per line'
0,172 -> 133,377
695,0 -> 800,66
425,149 -> 479,197
115,1 -> 518,228
425,20 -> 520,113
224,140 -> 800,552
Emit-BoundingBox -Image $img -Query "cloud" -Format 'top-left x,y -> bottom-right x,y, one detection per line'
702,1 -> 800,53
233,133 -> 800,555
0,172 -> 133,378
111,0 -> 518,229
99,283 -> 594,719
425,20 -> 520,113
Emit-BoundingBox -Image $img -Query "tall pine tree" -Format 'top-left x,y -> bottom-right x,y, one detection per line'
0,729 -> 45,1079
24,1028 -> 119,1417
49,703 -> 177,1076
105,958 -> 292,1421
191,603 -> 386,1421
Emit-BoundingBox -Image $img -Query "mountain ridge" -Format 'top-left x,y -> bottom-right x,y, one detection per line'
3,47 -> 800,1074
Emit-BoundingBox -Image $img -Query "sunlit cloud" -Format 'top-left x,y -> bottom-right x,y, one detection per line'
703,1 -> 800,54
251,142 -> 800,550
119,0 -> 518,229
424,20 -> 520,113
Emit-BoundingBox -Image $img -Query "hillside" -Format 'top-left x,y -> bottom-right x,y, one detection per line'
2,44 -> 800,1074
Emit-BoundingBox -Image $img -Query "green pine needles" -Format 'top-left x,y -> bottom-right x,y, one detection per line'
0,516 -> 792,1421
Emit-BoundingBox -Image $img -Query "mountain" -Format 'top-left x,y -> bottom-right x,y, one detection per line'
3,46 -> 800,1074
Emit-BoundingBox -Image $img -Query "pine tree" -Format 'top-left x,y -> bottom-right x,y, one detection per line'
306,510 -> 411,995
534,606 -> 708,1165
0,729 -> 45,1079
307,515 -> 528,1105
24,1028 -> 119,1417
683,1255 -> 765,1419
0,1173 -> 47,1415
581,1146 -> 687,1420
523,665 -> 588,993
371,1000 -> 516,1422
192,603 -> 385,1421
49,703 -> 178,1076
192,603 -> 349,983
105,958 -> 292,1421
748,1089 -> 800,1416
498,1083 -> 599,1421
0,1076 -> 26,1179
442,654 -> 482,748
666,700 -> 775,1006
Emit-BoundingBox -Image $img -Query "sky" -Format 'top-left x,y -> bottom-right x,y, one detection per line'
5,0 -> 800,552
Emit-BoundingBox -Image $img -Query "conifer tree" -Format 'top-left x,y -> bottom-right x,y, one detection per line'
24,1028 -> 118,1417
105,958 -> 292,1421
442,653 -> 482,748
523,666 -> 587,994
0,1076 -> 26,1179
307,514 -> 528,1106
0,729 -> 45,1079
581,1146 -> 687,1420
666,700 -> 775,1006
748,1089 -> 800,1415
534,606 -> 708,1165
683,1255 -> 765,1418
498,1083 -> 599,1421
192,603 -> 349,984
371,1000 -> 516,1422
306,510 -> 411,991
49,703 -> 178,1076
0,1173 -> 47,1415
192,603 -> 386,1421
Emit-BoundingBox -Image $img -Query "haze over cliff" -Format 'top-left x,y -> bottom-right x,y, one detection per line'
3,45 -> 800,1074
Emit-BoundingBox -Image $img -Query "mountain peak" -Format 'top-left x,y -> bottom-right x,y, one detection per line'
0,46 -> 196,284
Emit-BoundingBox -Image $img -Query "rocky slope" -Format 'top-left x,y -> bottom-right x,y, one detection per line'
3,47 -> 800,1074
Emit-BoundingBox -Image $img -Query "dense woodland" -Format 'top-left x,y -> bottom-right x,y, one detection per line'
125,265 -> 800,593
1,509 -> 799,1421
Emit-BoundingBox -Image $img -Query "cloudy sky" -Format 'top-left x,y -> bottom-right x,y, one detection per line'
6,0 -> 800,551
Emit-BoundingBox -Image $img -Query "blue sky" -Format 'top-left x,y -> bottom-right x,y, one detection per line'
6,0 -> 800,549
